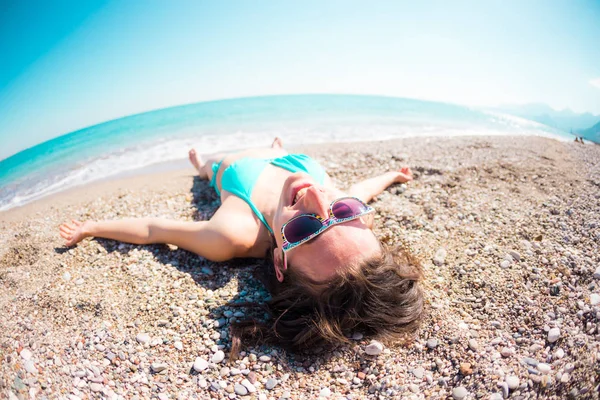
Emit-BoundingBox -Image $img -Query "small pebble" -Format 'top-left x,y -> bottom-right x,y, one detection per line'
506,375 -> 519,390
500,347 -> 515,357
433,248 -> 447,266
265,378 -> 277,390
19,349 -> 32,361
212,350 -> 225,363
459,362 -> 473,375
193,357 -> 208,372
590,293 -> 600,306
365,340 -> 384,356
426,338 -> 438,349
537,363 -> 551,373
547,328 -> 560,343
174,341 -> 183,350
468,338 -> 479,351
151,362 -> 168,373
412,367 -> 424,379
241,379 -> 256,393
489,393 -> 503,400
234,383 -> 248,396
320,387 -> 331,397
136,333 -> 150,344
24,360 -> 38,374
89,383 -> 103,392
554,348 -> 565,359
452,386 -> 468,400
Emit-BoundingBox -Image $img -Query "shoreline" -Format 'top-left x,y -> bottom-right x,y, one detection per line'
1,135 -> 599,399
0,134 -> 584,218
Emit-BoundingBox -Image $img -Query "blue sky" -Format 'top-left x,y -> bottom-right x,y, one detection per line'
1,0 -> 599,159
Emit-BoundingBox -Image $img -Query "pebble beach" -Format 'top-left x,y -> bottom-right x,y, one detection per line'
1,135 -> 599,399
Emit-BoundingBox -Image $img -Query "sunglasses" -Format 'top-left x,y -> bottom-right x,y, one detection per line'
281,196 -> 375,253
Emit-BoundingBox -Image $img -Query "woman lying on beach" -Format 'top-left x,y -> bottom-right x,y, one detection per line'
59,137 -> 424,355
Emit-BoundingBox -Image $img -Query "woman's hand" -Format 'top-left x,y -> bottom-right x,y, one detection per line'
395,166 -> 413,183
59,220 -> 89,246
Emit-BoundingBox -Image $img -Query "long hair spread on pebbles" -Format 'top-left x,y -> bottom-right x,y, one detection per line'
229,243 -> 425,359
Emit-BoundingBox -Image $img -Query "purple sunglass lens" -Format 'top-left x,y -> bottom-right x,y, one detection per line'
331,198 -> 368,219
284,215 -> 323,243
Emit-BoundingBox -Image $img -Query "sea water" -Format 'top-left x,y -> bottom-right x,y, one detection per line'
0,94 -> 568,211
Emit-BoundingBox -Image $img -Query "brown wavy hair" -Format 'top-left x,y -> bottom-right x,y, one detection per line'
230,243 -> 425,358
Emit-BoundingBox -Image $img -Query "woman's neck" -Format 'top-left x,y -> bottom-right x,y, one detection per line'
252,165 -> 291,231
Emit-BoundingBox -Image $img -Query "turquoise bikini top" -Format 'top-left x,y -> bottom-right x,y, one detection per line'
210,154 -> 326,234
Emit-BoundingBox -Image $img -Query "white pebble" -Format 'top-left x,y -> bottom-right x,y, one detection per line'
365,340 -> 384,356
19,349 -> 32,361
89,383 -> 103,392
151,362 -> 168,373
319,387 -> 331,397
500,260 -> 511,269
537,363 -> 551,373
241,379 -> 256,393
193,357 -> 208,372
259,355 -> 271,362
593,266 -> 600,279
136,333 -> 150,344
554,348 -> 565,359
590,293 -> 600,306
433,248 -> 447,266
212,350 -> 225,363
452,386 -> 468,400
24,360 -> 38,374
547,327 -> 560,343
505,375 -> 519,389
174,341 -> 183,350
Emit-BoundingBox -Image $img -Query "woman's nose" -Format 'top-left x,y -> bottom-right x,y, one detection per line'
303,186 -> 330,217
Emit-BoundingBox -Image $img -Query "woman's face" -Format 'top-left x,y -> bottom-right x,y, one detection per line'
272,173 -> 381,282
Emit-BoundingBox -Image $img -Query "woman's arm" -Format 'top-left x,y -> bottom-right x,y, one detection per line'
59,217 -> 241,262
348,167 -> 413,203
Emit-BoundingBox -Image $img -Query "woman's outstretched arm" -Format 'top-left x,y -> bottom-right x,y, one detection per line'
59,217 -> 241,262
347,167 -> 413,204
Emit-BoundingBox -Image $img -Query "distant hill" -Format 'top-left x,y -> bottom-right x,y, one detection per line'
494,103 -> 600,134
578,120 -> 600,143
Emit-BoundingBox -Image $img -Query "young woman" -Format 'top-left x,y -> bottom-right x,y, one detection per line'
60,138 -> 424,355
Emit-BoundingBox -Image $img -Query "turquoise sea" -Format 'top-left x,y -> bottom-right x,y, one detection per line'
0,94 -> 569,211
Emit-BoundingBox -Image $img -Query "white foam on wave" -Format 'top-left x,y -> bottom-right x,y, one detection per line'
0,118 -> 570,211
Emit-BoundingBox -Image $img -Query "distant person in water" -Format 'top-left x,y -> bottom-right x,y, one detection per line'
59,137 -> 424,356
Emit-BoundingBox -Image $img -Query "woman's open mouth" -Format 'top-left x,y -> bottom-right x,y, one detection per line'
290,184 -> 312,205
